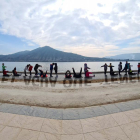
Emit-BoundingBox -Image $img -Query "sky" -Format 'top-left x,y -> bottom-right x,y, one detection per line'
0,0 -> 140,57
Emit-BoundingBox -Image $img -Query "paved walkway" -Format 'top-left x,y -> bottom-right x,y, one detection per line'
1,100 -> 140,139
0,99 -> 140,120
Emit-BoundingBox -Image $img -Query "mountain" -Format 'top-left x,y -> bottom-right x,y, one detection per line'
0,46 -> 112,62
106,53 -> 140,60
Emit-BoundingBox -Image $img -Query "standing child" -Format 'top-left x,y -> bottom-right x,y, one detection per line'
2,63 -> 6,74
101,63 -> 108,75
29,65 -> 33,76
54,63 -> 58,76
138,63 -> 140,74
24,64 -> 30,76
84,63 -> 90,77
50,63 -> 54,77
34,64 -> 42,76
122,61 -> 129,75
118,62 -> 122,75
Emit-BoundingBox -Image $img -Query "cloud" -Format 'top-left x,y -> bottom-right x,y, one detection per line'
0,0 -> 140,57
97,3 -> 104,7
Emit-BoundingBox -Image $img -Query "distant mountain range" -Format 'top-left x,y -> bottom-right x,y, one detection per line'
106,53 -> 140,60
0,46 -> 112,62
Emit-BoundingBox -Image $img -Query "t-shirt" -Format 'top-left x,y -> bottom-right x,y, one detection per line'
2,65 -> 6,71
29,66 -> 33,71
50,64 -> 53,70
118,64 -> 122,70
24,66 -> 28,71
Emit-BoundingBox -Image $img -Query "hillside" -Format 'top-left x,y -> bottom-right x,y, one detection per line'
106,53 -> 140,60
0,46 -> 111,62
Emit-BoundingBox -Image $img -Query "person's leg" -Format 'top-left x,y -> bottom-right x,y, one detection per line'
30,71 -> 31,76
35,69 -> 37,75
105,69 -> 107,75
55,70 -> 57,75
24,70 -> 26,76
77,68 -> 82,78
3,74 -> 10,76
138,69 -> 140,74
50,70 -> 52,77
125,69 -> 127,75
72,68 -> 76,77
79,68 -> 82,75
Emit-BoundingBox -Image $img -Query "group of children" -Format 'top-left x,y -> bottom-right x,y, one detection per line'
101,61 -> 140,76
2,63 -> 58,78
65,63 -> 95,78
2,62 -> 140,78
24,63 -> 58,77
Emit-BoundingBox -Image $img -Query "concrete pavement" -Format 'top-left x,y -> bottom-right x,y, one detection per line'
0,100 -> 140,139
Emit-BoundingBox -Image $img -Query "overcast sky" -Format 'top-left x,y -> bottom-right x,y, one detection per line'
0,0 -> 140,57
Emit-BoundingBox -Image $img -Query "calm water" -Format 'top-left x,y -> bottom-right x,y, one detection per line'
0,61 -> 139,72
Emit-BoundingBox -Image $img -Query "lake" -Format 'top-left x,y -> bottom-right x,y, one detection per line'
0,61 -> 139,72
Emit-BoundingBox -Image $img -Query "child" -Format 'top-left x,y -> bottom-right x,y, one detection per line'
108,63 -> 118,76
72,67 -> 82,78
128,63 -> 137,75
39,69 -> 48,78
34,64 -> 42,76
2,63 -> 6,74
118,62 -> 122,75
24,64 -> 30,76
101,63 -> 108,75
54,63 -> 58,76
12,67 -> 21,76
85,70 -> 95,78
65,70 -> 72,78
3,69 -> 11,76
84,63 -> 90,77
29,65 -> 33,76
50,63 -> 54,77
